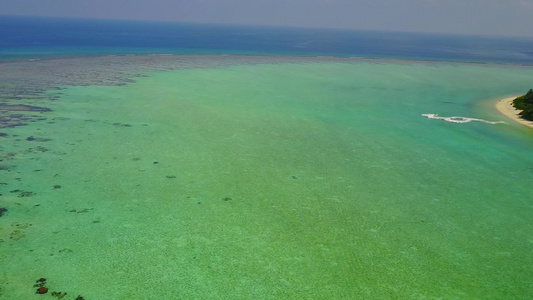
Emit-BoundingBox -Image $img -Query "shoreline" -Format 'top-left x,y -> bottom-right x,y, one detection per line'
495,96 -> 533,129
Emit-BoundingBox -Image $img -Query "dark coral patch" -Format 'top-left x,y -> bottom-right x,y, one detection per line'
10,190 -> 34,197
26,136 -> 51,142
0,104 -> 51,112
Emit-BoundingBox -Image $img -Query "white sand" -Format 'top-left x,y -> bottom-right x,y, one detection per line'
495,97 -> 533,129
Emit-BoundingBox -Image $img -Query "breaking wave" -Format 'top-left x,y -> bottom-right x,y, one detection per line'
421,114 -> 505,125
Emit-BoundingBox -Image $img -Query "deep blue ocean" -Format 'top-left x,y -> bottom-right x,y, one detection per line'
1,15 -> 533,64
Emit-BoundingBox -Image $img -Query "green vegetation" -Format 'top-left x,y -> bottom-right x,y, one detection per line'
513,89 -> 533,121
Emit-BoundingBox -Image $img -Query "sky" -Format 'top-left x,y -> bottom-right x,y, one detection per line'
2,0 -> 533,37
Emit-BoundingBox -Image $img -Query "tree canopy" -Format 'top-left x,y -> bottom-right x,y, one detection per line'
513,89 -> 533,121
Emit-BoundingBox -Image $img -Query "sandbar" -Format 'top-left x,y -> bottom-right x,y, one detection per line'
495,97 -> 533,129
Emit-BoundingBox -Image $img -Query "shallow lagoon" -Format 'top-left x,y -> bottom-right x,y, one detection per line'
0,56 -> 532,299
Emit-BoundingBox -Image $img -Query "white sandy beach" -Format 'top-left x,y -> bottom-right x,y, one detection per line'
495,97 -> 533,129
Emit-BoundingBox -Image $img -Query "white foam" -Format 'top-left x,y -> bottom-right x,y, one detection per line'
422,114 -> 505,125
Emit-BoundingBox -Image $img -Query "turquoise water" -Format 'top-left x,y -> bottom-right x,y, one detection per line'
1,58 -> 532,299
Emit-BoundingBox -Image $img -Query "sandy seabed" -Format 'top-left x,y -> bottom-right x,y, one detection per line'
2,56 -> 533,299
495,96 -> 533,129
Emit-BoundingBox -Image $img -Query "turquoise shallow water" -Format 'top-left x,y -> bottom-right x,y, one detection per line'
1,58 -> 532,299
